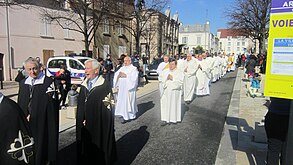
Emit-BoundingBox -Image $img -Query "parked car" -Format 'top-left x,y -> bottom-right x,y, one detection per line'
145,58 -> 164,80
46,56 -> 92,84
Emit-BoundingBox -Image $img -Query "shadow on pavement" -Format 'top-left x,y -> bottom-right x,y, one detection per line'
226,116 -> 267,165
56,142 -> 77,165
136,101 -> 155,119
181,104 -> 189,121
115,126 -> 149,165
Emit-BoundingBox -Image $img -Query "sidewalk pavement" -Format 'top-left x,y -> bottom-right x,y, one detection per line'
0,80 -> 159,132
216,68 -> 269,165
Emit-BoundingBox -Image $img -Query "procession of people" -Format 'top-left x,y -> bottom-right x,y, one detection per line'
0,51 -> 272,164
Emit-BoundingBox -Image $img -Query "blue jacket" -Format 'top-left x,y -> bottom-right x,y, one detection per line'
250,79 -> 260,89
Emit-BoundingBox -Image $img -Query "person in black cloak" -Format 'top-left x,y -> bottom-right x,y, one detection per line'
76,59 -> 117,165
17,57 -> 59,165
0,92 -> 35,165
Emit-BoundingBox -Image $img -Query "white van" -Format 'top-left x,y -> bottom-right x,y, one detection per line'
46,56 -> 92,84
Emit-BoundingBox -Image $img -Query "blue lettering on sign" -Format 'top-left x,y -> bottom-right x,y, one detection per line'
272,19 -> 293,27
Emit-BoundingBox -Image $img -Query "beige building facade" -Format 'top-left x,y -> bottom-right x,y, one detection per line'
217,28 -> 253,55
0,4 -> 90,81
94,0 -> 133,61
139,7 -> 180,60
179,22 -> 216,54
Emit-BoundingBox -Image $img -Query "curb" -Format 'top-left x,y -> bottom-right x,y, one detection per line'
215,69 -> 241,165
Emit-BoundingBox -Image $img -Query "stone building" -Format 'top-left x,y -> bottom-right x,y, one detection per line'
217,28 -> 253,55
178,21 -> 217,54
0,1 -> 89,80
0,0 -> 134,80
139,7 -> 180,60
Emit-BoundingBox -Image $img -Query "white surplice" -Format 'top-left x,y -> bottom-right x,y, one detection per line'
195,59 -> 210,96
113,64 -> 138,120
183,59 -> 198,102
157,61 -> 169,96
160,68 -> 184,123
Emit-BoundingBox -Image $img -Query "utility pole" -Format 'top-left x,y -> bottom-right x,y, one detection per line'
5,0 -> 12,81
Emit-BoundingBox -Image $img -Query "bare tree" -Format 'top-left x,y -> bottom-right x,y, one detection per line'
118,0 -> 170,55
41,0 -> 113,57
140,16 -> 157,58
226,0 -> 271,54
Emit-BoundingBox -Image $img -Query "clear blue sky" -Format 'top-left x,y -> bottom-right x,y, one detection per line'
169,0 -> 234,34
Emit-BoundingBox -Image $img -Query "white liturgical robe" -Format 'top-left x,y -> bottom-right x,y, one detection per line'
160,68 -> 184,123
183,59 -> 198,102
113,64 -> 138,120
195,59 -> 210,96
157,62 -> 169,96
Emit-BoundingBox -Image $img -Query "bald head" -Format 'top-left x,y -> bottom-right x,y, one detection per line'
186,54 -> 192,61
123,56 -> 132,66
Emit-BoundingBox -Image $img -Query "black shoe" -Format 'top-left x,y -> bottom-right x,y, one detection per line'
185,101 -> 191,104
161,121 -> 167,126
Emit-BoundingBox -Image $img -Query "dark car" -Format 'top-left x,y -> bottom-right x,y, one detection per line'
145,58 -> 164,80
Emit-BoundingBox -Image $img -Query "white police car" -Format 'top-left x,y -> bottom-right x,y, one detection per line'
46,56 -> 92,84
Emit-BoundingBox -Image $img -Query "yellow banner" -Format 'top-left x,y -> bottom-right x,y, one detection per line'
264,13 -> 293,99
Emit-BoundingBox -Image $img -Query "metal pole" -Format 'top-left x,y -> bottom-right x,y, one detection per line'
285,100 -> 293,165
5,0 -> 12,81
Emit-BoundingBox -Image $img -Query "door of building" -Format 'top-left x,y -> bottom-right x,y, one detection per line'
43,49 -> 54,66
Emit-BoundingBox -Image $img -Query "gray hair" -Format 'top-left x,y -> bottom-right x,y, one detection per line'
24,57 -> 41,69
85,59 -> 101,70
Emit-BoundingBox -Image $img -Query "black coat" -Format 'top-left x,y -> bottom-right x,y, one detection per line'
76,76 -> 117,165
0,96 -> 35,165
18,76 -> 59,165
245,56 -> 256,74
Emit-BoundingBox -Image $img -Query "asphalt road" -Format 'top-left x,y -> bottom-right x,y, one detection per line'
57,70 -> 237,165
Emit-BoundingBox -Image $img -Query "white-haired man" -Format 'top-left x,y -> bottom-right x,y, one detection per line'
183,54 -> 198,104
18,57 -> 59,165
76,59 -> 117,165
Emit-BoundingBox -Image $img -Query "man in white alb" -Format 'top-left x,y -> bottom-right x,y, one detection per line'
156,55 -> 169,96
160,58 -> 184,126
113,56 -> 139,123
183,54 -> 198,104
195,54 -> 210,96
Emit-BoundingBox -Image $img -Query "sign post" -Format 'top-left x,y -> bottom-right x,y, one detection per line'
265,1 -> 293,164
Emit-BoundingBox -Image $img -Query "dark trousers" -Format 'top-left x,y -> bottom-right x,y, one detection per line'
265,112 -> 289,165
105,72 -> 114,88
59,85 -> 68,106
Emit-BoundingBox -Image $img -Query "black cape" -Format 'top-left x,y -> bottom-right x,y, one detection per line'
76,77 -> 117,165
18,76 -> 59,165
0,96 -> 35,165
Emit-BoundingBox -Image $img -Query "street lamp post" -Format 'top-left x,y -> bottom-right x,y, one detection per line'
5,0 -> 12,81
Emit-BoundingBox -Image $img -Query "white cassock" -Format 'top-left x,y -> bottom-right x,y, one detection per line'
177,58 -> 186,72
160,68 -> 184,123
195,59 -> 210,96
113,64 -> 138,120
183,59 -> 198,102
205,57 -> 214,85
223,55 -> 229,76
156,62 -> 169,96
231,55 -> 237,71
212,56 -> 220,82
